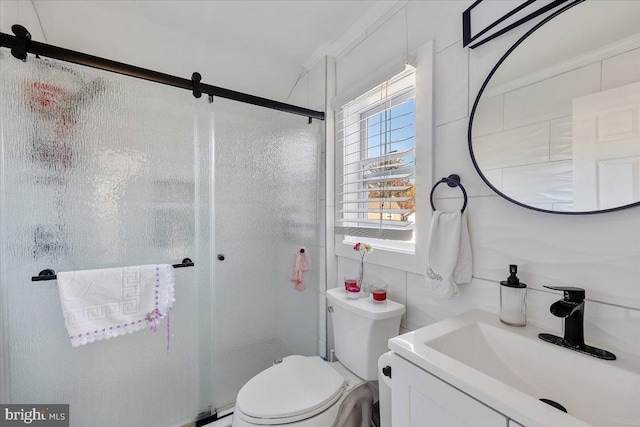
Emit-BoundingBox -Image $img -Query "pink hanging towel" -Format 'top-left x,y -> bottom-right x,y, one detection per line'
290,247 -> 311,291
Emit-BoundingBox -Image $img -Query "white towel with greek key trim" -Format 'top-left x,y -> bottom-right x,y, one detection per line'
57,264 -> 175,347
425,210 -> 472,299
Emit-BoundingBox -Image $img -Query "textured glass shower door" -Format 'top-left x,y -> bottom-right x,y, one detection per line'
0,51 -> 214,426
212,99 -> 323,408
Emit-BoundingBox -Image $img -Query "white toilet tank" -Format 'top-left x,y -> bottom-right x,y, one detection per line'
326,288 -> 405,381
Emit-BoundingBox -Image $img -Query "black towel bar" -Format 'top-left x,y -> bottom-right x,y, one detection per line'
31,258 -> 195,282
430,174 -> 468,213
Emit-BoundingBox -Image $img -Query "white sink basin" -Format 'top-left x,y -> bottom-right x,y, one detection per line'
388,310 -> 640,427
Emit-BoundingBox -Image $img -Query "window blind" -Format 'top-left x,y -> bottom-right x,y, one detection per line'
335,68 -> 416,241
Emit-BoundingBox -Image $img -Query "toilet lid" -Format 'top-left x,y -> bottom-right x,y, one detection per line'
236,356 -> 346,420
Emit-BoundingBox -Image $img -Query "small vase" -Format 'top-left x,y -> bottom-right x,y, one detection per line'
358,260 -> 369,297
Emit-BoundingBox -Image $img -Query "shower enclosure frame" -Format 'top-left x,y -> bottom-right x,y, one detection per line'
0,25 -> 325,121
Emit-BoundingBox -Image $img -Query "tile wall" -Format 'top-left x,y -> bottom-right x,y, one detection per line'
291,0 -> 640,359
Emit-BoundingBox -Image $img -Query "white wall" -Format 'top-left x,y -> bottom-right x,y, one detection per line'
325,0 -> 640,358
0,1 -> 46,41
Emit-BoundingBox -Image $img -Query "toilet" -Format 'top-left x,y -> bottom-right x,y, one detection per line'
232,287 -> 405,427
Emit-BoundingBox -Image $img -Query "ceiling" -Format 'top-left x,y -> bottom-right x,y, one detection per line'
31,0 -> 394,101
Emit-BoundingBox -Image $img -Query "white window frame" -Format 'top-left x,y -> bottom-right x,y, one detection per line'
348,91 -> 416,253
336,69 -> 416,243
333,42 -> 433,275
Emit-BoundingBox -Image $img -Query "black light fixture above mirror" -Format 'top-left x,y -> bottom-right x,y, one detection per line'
462,0 -> 571,49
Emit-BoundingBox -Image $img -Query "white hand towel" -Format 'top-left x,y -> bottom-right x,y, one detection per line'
426,210 -> 473,299
57,264 -> 175,347
453,210 -> 473,285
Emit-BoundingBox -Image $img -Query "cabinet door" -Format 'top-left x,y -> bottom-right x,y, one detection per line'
391,354 -> 507,427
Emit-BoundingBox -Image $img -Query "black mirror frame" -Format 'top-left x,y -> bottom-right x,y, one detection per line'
468,0 -> 640,215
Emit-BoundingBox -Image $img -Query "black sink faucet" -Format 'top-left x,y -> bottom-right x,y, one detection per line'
548,286 -> 585,347
538,285 -> 616,360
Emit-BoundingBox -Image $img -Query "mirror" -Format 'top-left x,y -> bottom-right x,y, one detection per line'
469,0 -> 640,214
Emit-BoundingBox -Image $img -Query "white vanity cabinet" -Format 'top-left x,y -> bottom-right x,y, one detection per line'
390,353 -> 509,426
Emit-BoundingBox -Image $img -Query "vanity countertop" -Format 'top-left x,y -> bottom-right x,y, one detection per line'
389,309 -> 640,427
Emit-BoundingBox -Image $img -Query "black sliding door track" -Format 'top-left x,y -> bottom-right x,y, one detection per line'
0,25 -> 325,121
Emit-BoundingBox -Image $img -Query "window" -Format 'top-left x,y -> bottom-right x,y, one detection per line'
335,68 -> 416,245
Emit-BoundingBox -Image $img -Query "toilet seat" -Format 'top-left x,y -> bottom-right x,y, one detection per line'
235,356 -> 346,425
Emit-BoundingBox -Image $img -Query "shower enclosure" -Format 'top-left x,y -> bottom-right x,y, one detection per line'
0,50 -> 322,426
212,100 -> 323,408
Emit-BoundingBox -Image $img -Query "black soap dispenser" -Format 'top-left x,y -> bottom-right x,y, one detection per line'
500,264 -> 527,326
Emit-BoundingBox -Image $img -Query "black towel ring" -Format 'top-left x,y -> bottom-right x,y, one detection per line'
430,174 -> 468,213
